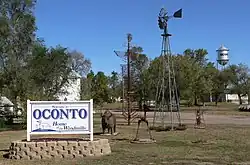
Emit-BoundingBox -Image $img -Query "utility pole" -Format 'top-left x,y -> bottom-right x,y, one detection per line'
115,33 -> 136,125
127,33 -> 132,125
121,64 -> 126,113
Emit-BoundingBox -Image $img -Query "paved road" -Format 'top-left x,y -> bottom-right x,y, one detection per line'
110,111 -> 250,125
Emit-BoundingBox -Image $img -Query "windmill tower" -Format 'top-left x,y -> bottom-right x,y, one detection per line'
152,7 -> 183,130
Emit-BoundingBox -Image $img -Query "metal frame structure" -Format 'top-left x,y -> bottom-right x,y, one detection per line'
120,64 -> 126,113
152,7 -> 182,130
194,105 -> 206,129
115,34 -> 138,125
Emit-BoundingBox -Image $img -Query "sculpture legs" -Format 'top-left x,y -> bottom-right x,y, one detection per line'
135,118 -> 154,141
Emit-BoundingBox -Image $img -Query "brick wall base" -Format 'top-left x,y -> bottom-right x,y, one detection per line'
8,139 -> 111,160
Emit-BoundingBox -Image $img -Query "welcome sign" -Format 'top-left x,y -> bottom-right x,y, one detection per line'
26,100 -> 93,141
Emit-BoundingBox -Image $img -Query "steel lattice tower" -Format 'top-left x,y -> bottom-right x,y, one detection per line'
152,7 -> 182,130
114,34 -> 139,125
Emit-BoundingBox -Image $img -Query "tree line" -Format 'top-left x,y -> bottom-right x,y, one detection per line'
82,45 -> 250,107
1,0 -> 250,117
0,0 -> 91,114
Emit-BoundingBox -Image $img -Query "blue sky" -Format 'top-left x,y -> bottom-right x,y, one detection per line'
35,0 -> 250,76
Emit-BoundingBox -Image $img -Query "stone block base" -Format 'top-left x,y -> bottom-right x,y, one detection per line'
8,139 -> 111,160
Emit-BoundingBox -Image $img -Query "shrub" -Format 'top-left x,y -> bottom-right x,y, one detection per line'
0,118 -> 6,129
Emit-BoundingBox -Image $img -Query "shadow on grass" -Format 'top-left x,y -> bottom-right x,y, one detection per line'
0,124 -> 25,132
149,124 -> 187,132
159,140 -> 192,147
93,132 -> 119,135
93,132 -> 103,135
117,123 -> 136,126
111,138 -> 130,141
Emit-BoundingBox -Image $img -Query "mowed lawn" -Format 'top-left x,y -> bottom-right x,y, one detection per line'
1,111 -> 250,164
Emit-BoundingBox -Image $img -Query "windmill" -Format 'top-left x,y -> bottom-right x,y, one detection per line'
152,7 -> 183,130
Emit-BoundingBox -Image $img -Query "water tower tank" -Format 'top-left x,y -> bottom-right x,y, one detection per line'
216,45 -> 229,66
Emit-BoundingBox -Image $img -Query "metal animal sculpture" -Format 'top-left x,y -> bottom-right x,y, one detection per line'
134,104 -> 154,140
194,106 -> 206,129
101,110 -> 116,135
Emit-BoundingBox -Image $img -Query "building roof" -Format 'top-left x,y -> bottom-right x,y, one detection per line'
0,96 -> 14,106
217,45 -> 229,51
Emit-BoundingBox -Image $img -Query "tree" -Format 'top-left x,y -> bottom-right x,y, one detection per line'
171,49 -> 211,105
0,0 -> 37,111
211,68 -> 228,105
91,71 -> 110,106
27,44 -> 72,100
68,50 -> 91,77
187,49 -> 210,105
147,56 -> 163,102
80,70 -> 95,100
224,64 -> 250,105
129,46 -> 150,108
108,71 -> 120,102
246,77 -> 250,104
80,77 -> 90,100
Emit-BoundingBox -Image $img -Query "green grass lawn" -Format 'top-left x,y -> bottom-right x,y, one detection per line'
1,114 -> 250,164
0,105 -> 249,164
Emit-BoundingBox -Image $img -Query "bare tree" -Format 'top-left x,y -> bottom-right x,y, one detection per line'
68,50 -> 91,77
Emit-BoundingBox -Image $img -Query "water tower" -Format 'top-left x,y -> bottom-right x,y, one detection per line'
216,45 -> 230,102
216,45 -> 229,70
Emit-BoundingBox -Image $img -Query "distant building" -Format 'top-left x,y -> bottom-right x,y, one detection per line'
226,94 -> 248,104
0,96 -> 23,116
0,96 -> 15,113
57,70 -> 82,101
225,84 -> 248,104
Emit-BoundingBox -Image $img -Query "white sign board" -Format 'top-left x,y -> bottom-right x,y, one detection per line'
26,99 -> 93,141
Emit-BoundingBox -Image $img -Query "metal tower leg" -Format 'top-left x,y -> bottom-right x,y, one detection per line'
153,26 -> 182,129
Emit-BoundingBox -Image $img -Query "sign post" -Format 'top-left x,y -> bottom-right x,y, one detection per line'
26,99 -> 94,142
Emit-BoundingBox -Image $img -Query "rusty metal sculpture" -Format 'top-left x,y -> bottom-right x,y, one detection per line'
194,106 -> 206,129
133,104 -> 154,142
101,110 -> 117,135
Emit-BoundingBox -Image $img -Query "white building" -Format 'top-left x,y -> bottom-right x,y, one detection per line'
0,96 -> 23,116
0,96 -> 15,113
225,84 -> 249,104
57,71 -> 82,101
226,94 -> 248,104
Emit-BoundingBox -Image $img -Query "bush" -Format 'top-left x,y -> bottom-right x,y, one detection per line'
0,116 -> 26,131
0,118 -> 6,129
5,116 -> 13,125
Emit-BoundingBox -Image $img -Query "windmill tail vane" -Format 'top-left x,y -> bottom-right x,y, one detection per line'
114,50 -> 126,58
114,50 -> 139,61
173,9 -> 182,18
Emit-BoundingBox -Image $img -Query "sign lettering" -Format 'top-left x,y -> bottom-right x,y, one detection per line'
26,100 -> 94,142
32,108 -> 88,120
